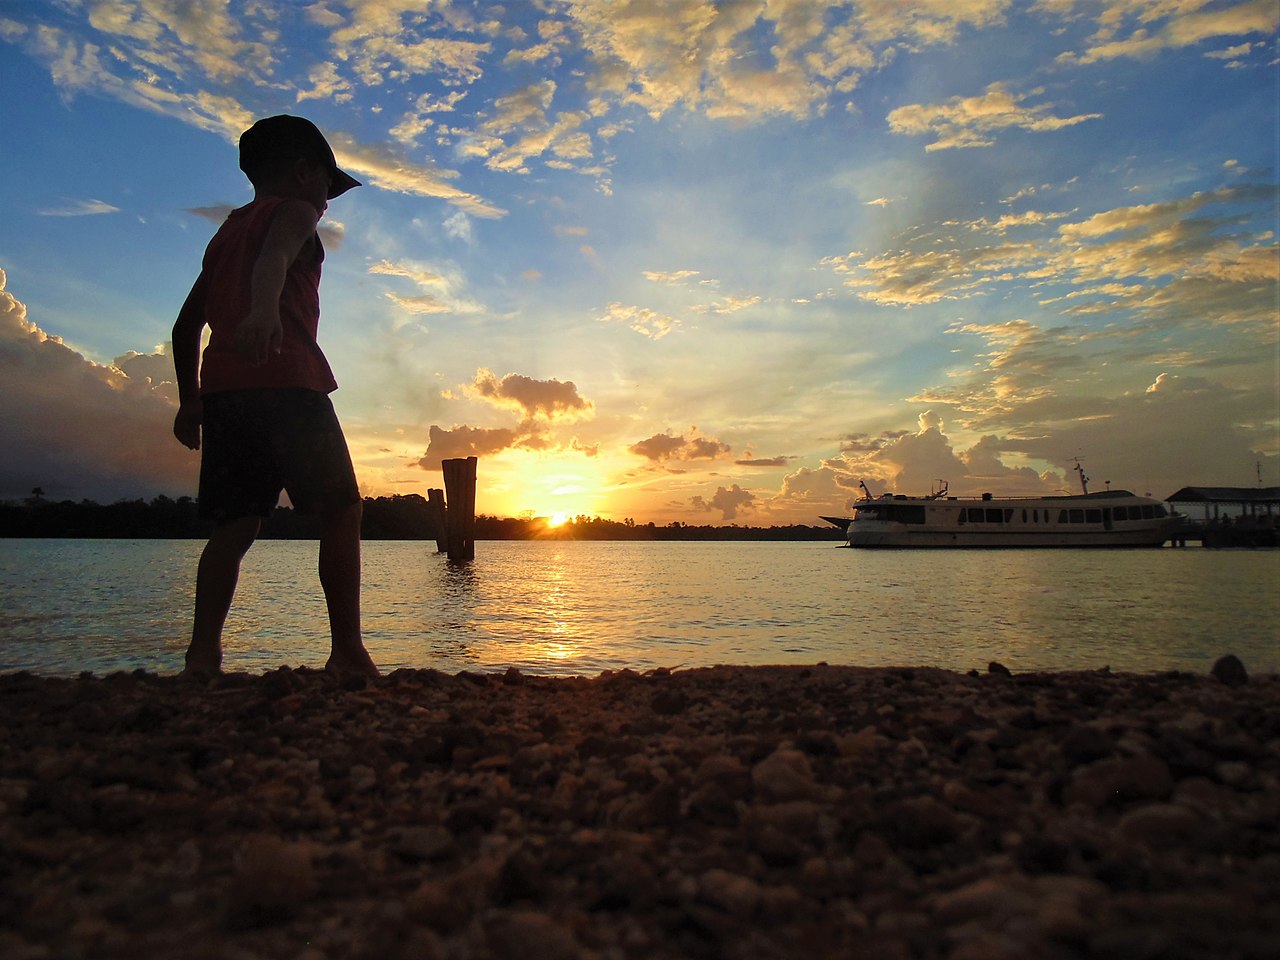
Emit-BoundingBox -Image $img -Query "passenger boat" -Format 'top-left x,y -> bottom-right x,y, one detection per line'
839,468 -> 1176,548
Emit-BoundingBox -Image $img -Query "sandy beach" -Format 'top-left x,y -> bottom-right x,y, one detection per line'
1,660 -> 1276,959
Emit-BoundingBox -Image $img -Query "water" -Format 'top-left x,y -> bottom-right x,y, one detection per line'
0,539 -> 1276,677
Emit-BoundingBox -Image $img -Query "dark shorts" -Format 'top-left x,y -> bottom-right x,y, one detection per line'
198,389 -> 359,524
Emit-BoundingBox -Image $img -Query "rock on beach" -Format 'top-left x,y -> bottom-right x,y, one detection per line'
0,662 -> 1277,959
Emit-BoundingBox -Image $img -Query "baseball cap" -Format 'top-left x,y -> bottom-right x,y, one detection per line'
238,115 -> 361,199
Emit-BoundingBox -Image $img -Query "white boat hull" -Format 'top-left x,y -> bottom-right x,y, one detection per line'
845,492 -> 1175,548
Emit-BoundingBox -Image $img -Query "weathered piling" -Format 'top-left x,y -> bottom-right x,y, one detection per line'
425,488 -> 447,553
441,456 -> 477,561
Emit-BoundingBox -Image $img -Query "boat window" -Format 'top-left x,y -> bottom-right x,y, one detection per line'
885,505 -> 927,524
967,508 -> 986,523
985,508 -> 1003,523
1004,510 -> 1013,523
1069,509 -> 1085,523
1058,510 -> 1069,523
1113,506 -> 1127,521
1142,506 -> 1154,519
1155,505 -> 1167,518
957,509 -> 966,525
1086,509 -> 1102,523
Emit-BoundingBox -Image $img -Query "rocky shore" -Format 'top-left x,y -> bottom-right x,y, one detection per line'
1,660 -> 1276,959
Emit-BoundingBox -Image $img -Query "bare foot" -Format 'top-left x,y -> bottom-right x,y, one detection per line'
326,646 -> 381,680
182,647 -> 223,681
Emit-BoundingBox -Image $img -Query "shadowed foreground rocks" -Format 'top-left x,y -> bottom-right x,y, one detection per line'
0,663 -> 1276,959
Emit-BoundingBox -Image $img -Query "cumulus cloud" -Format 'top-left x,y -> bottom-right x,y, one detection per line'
691,483 -> 756,521
630,429 -> 731,463
468,368 -> 594,422
415,424 -> 520,470
887,82 -> 1102,151
997,372 -> 1277,496
889,309 -> 1280,497
0,267 -> 195,501
817,410 -> 1066,501
769,464 -> 862,517
413,367 -> 597,471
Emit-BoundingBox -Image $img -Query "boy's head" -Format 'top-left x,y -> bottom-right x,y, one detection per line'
239,115 -> 361,199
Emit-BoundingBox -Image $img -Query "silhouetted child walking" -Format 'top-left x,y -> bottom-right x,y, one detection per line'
171,115 -> 378,679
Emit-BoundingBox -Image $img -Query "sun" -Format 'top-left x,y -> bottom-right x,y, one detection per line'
547,512 -> 570,527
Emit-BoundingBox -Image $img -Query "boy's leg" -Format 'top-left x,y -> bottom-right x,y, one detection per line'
319,498 -> 379,677
185,515 -> 260,676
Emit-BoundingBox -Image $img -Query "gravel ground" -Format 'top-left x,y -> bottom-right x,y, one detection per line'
1,659 -> 1277,959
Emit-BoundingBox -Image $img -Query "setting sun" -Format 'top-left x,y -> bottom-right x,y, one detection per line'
547,512 -> 570,528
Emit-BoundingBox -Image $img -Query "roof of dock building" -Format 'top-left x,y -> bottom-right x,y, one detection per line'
1165,486 -> 1280,504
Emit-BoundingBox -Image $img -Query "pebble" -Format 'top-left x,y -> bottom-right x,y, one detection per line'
1064,754 -> 1174,809
223,834 -> 314,928
486,909 -> 581,960
0,661 -> 1274,959
751,747 -> 817,802
1117,803 -> 1201,845
1210,654 -> 1248,687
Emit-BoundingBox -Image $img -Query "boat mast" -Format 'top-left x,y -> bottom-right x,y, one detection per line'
1072,459 -> 1090,495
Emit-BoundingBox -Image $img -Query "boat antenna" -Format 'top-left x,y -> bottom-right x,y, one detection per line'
929,479 -> 949,499
858,480 -> 873,500
1070,458 -> 1089,495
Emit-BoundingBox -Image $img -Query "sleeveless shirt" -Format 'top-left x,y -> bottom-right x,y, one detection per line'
198,196 -> 338,395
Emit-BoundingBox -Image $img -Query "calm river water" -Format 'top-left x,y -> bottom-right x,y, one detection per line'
0,539 -> 1275,677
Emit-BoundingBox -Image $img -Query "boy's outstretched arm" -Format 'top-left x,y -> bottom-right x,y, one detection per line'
172,272 -> 209,450
236,199 -> 321,367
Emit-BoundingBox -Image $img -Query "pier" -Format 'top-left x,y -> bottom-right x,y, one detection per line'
1166,486 -> 1279,547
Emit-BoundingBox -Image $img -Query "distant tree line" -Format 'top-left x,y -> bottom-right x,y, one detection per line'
0,493 -> 843,542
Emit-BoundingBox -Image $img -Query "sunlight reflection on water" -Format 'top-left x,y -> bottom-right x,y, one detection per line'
0,539 -> 1276,676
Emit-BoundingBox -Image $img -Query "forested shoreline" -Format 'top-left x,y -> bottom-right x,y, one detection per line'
0,494 -> 843,542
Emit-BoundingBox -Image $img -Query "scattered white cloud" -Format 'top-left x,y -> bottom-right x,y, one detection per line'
597,302 -> 681,340
36,198 -> 121,217
888,82 -> 1102,151
1058,0 -> 1279,66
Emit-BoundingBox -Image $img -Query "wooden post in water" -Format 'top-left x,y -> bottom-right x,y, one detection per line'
425,488 -> 448,553
441,456 -> 477,561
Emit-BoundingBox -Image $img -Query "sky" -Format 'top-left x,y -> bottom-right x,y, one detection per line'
0,0 -> 1276,526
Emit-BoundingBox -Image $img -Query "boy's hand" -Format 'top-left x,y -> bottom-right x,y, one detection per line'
174,400 -> 203,450
235,310 -> 284,366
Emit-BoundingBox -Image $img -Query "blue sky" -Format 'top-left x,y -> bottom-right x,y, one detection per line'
0,0 -> 1276,524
